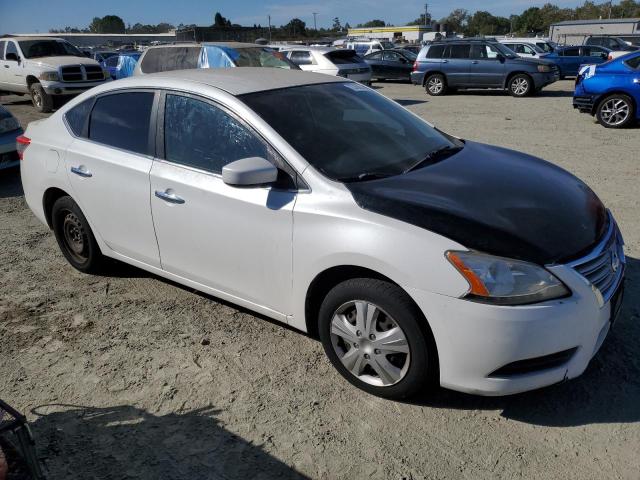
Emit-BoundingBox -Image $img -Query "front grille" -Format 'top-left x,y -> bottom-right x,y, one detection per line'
60,65 -> 104,82
569,212 -> 625,303
489,348 -> 578,377
84,65 -> 104,80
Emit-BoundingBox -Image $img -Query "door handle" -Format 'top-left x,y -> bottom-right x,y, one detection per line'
472,60 -> 479,64
442,60 -> 448,63
3,65 -> 9,68
155,190 -> 185,204
70,166 -> 92,178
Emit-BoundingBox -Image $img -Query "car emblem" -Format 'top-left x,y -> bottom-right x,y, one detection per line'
611,250 -> 620,273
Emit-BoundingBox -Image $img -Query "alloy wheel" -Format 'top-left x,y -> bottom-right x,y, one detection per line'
330,300 -> 410,387
32,89 -> 42,108
511,77 -> 529,96
600,98 -> 630,126
427,77 -> 444,95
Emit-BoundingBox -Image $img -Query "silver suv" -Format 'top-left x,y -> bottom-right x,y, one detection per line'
0,37 -> 110,113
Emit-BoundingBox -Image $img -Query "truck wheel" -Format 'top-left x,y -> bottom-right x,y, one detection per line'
30,82 -> 54,113
596,94 -> 635,128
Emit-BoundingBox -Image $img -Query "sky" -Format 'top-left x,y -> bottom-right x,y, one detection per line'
0,0 -> 588,34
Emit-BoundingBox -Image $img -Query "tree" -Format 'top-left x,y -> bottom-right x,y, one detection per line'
407,14 -> 431,26
439,8 -> 469,33
332,17 -> 342,31
515,7 -> 544,34
356,19 -> 386,28
89,15 -> 126,34
283,18 -> 307,37
214,12 -> 231,27
344,22 -> 351,30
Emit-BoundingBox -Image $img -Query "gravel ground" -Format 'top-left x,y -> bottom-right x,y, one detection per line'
1,81 -> 639,480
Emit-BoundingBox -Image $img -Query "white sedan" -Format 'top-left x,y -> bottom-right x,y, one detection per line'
19,68 -> 625,399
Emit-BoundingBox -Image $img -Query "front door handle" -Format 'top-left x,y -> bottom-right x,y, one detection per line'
155,189 -> 185,204
70,166 -> 92,178
472,60 -> 479,64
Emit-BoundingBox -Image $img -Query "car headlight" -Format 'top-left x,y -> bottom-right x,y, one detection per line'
537,65 -> 552,73
38,71 -> 59,81
0,116 -> 20,134
446,251 -> 569,305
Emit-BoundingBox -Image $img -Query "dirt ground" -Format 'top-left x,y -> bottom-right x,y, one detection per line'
1,80 -> 639,480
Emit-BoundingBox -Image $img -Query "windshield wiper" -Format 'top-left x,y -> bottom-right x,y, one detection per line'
403,145 -> 463,173
337,172 -> 395,183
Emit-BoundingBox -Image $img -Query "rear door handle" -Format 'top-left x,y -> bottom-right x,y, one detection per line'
155,189 -> 185,204
70,166 -> 92,178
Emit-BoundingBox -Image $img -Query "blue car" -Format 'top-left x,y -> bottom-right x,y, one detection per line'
0,105 -> 23,170
104,51 -> 141,79
573,51 -> 640,128
541,45 -> 612,78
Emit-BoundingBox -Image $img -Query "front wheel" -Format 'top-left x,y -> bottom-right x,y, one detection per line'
425,73 -> 447,96
508,74 -> 532,97
29,82 -> 54,113
596,94 -> 635,128
51,196 -> 106,273
318,278 -> 437,399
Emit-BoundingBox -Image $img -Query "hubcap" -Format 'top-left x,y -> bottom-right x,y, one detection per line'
427,77 -> 443,94
601,98 -> 630,126
330,301 -> 410,387
512,77 -> 529,95
62,211 -> 88,263
32,90 -> 42,107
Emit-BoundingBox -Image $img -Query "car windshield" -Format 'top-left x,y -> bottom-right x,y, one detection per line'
536,42 -> 554,53
241,82 -> 461,181
231,48 -> 298,69
18,40 -> 83,58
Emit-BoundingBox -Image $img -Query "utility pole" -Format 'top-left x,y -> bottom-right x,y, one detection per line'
424,3 -> 429,26
608,0 -> 612,19
313,12 -> 318,31
268,15 -> 271,42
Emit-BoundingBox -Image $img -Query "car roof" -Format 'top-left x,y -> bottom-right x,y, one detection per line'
132,67 -> 346,96
145,42 -> 262,50
3,36 -> 64,41
280,46 -> 340,53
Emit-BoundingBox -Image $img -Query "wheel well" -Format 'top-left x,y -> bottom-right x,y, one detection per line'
304,266 -> 402,339
42,187 -> 70,229
594,91 -> 637,115
26,75 -> 39,89
422,70 -> 445,86
504,71 -> 532,88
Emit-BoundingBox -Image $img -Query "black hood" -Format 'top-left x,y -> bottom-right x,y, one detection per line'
346,141 -> 607,265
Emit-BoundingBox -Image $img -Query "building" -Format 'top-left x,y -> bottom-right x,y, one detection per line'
346,25 -> 433,43
548,18 -> 640,44
176,26 -> 268,43
6,32 -> 177,48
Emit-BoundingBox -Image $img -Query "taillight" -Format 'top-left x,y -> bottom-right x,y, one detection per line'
16,135 -> 30,160
608,54 -> 613,61
412,61 -> 418,72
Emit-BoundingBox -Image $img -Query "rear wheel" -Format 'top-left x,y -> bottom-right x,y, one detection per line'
29,82 -> 54,113
596,94 -> 635,128
425,73 -> 447,96
318,278 -> 437,399
51,196 -> 106,273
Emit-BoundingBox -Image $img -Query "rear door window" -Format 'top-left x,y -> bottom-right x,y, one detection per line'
446,44 -> 471,59
88,91 -> 155,155
562,47 -> 580,57
382,51 -> 403,62
366,52 -> 383,60
140,46 -> 200,73
471,44 -> 500,59
289,51 -> 314,66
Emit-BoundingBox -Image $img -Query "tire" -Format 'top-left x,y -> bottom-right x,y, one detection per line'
508,74 -> 532,97
318,278 -> 437,399
596,94 -> 635,129
51,196 -> 106,273
29,82 -> 54,113
424,73 -> 447,96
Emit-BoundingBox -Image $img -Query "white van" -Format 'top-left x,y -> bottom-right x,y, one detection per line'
346,39 -> 395,56
495,37 -> 556,53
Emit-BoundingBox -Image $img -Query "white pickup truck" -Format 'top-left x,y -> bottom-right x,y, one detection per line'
0,37 -> 110,113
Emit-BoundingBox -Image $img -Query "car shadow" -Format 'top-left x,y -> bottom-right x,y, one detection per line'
28,404 -> 309,479
0,166 -> 22,198
449,88 -> 574,98
407,255 -> 640,427
393,99 -> 428,107
0,95 -> 32,106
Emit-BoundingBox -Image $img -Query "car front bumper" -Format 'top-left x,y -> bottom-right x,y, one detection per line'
573,95 -> 597,113
41,79 -> 109,96
406,263 -> 624,396
0,128 -> 22,170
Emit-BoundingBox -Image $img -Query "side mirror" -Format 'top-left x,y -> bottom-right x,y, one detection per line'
222,157 -> 278,187
5,52 -> 20,63
497,53 -> 505,62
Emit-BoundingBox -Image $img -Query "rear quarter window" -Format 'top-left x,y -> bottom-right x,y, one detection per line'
625,56 -> 640,69
140,47 -> 200,73
64,98 -> 94,137
425,45 -> 445,59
